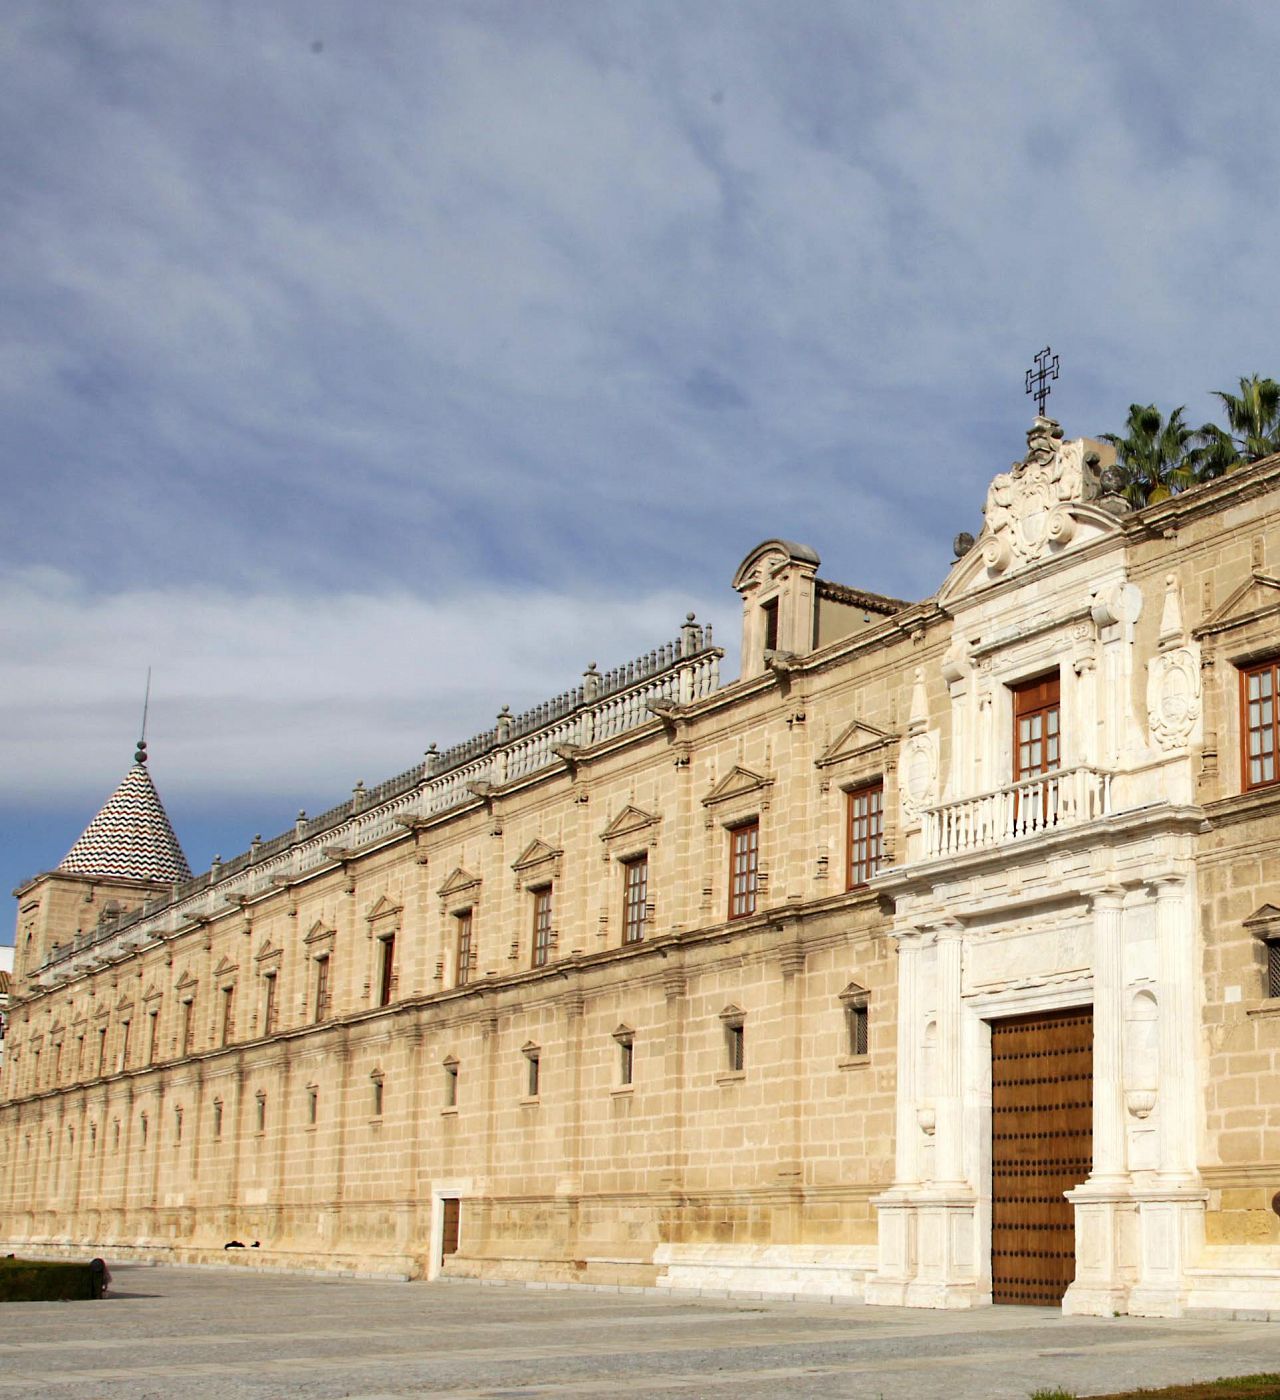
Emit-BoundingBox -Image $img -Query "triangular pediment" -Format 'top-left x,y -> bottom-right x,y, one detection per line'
304,919 -> 335,946
50,1019 -> 65,1037
438,866 -> 481,898
212,955 -> 238,979
839,981 -> 869,1003
512,839 -> 561,873
142,982 -> 162,1003
174,970 -> 198,993
255,938 -> 281,964
115,993 -> 134,1013
1244,903 -> 1280,936
365,894 -> 402,924
703,766 -> 771,807
718,1002 -> 746,1022
816,719 -> 897,769
601,805 -> 660,842
1195,572 -> 1280,638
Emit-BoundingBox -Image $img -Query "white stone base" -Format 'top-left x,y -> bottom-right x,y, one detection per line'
653,1243 -> 875,1300
1185,1248 -> 1280,1319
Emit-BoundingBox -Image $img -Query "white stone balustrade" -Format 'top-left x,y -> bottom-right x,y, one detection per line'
922,765 -> 1112,860
36,637 -> 723,976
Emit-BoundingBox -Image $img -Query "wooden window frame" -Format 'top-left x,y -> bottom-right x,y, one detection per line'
220,985 -> 236,1047
622,855 -> 648,944
725,1021 -> 745,1073
728,819 -> 760,920
180,999 -> 195,1057
1241,657 -> 1280,792
455,910 -> 473,986
377,933 -> 396,1008
531,885 -> 554,969
846,781 -> 884,889
147,1009 -> 160,1066
1012,672 -> 1061,782
262,972 -> 278,1036
313,954 -> 331,1024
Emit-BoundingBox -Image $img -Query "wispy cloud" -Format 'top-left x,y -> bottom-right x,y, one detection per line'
4,1 -> 1280,902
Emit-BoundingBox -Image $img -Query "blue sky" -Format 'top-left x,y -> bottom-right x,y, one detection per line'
4,1 -> 1280,932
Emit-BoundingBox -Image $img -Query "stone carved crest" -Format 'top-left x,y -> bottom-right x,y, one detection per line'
1147,646 -> 1202,750
900,733 -> 938,821
981,418 -> 1089,576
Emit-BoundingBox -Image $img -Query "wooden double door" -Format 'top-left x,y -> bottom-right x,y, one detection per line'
990,1006 -> 1093,1306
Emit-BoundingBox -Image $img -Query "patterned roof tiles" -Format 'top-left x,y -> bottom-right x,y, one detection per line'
59,761 -> 191,884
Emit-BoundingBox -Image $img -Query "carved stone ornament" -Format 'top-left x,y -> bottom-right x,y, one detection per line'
900,733 -> 937,821
1147,645 -> 1202,750
981,418 -> 1086,576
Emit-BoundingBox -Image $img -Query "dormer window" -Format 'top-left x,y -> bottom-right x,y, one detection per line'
761,597 -> 780,654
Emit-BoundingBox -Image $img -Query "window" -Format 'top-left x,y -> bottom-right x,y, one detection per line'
761,596 -> 779,653
455,911 -> 473,986
220,986 -> 235,1046
728,820 -> 759,919
213,1099 -> 223,1141
444,1059 -> 459,1108
1242,658 -> 1280,790
377,934 -> 396,1007
181,999 -> 195,1057
847,782 -> 883,888
262,972 -> 278,1035
96,1026 -> 108,1077
76,1035 -> 85,1077
174,1106 -> 183,1144
613,1029 -> 634,1087
441,1197 -> 461,1258
622,856 -> 648,944
255,1093 -> 266,1133
119,1020 -> 131,1072
1013,672 -> 1061,781
524,1046 -> 541,1098
531,886 -> 553,968
841,985 -> 870,1058
726,1021 -> 745,1072
371,1074 -> 384,1117
307,1087 -> 318,1125
314,955 -> 331,1023
147,1009 -> 160,1065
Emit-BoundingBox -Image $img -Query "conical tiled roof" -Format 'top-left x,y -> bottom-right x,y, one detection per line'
59,749 -> 191,883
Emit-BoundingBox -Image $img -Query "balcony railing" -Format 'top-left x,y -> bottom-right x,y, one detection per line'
922,765 -> 1112,860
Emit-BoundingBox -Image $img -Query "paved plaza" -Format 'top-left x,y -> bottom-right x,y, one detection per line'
4,1266 -> 1280,1399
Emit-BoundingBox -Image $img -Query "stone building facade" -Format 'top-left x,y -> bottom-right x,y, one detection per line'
4,417 -> 1280,1316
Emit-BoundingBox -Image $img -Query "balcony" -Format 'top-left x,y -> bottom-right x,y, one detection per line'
922,766 -> 1112,860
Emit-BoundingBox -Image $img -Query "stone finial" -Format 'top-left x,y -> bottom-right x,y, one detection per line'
1158,572 -> 1185,647
953,531 -> 975,559
249,834 -> 263,861
908,666 -> 929,733
681,612 -> 702,657
351,780 -> 366,814
424,743 -> 440,777
294,811 -> 308,840
495,705 -> 512,743
582,662 -> 602,703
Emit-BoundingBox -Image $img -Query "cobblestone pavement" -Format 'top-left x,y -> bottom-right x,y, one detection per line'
4,1266 -> 1280,1399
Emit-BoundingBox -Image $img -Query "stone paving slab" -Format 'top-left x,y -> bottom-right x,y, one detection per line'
2,1265 -> 1280,1399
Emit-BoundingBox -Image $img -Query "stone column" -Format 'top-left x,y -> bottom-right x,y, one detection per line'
891,934 -> 922,1188
1153,877 -> 1193,1182
1090,888 -> 1127,1184
933,924 -> 965,1187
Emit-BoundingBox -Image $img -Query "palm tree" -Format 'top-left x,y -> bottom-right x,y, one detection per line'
1207,374 -> 1280,465
1101,403 -> 1204,507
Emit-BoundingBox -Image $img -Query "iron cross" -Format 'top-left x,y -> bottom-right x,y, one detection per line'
1025,346 -> 1060,417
